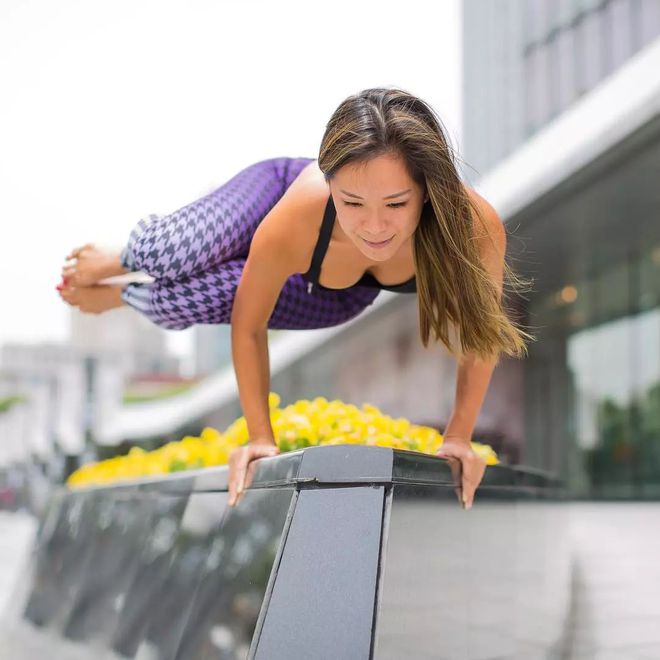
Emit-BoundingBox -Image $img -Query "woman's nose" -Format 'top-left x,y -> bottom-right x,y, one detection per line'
363,215 -> 389,236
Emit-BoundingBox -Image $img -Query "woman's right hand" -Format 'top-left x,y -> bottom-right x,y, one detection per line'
227,441 -> 281,507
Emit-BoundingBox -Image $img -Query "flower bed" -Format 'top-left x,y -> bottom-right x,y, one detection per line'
67,393 -> 499,488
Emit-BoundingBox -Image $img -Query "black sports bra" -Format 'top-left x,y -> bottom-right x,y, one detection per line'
300,195 -> 417,294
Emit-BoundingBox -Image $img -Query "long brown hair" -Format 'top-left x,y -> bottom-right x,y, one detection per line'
317,87 -> 534,362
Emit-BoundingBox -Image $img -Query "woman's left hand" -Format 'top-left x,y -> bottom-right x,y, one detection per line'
435,435 -> 486,510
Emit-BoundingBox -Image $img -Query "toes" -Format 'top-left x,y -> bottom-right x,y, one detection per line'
66,243 -> 93,260
59,287 -> 78,305
61,272 -> 79,288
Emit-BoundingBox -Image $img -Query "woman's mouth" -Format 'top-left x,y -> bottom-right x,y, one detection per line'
362,236 -> 394,249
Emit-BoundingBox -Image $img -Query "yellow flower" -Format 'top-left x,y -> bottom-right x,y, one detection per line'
66,391 -> 501,487
200,427 -> 222,443
268,392 -> 281,408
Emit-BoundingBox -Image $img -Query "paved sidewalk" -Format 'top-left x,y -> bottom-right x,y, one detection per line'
1,504 -> 660,659
565,502 -> 660,660
0,511 -> 120,659
0,511 -> 37,620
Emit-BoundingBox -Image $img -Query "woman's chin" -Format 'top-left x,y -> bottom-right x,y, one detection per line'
358,237 -> 397,259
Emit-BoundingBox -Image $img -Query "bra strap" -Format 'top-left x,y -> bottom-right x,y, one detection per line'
304,195 -> 335,293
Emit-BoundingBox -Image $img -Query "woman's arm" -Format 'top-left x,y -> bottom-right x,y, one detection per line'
444,186 -> 506,439
443,352 -> 499,441
231,327 -> 275,443
230,186 -> 316,443
437,188 -> 506,509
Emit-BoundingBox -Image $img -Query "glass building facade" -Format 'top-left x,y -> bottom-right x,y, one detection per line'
463,0 -> 660,498
462,0 -> 660,182
523,0 -> 660,136
525,244 -> 660,497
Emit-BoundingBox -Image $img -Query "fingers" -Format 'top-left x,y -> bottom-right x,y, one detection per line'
228,450 -> 248,506
441,455 -> 462,505
242,457 -> 259,493
438,453 -> 465,508
235,460 -> 258,507
461,478 -> 474,510
461,454 -> 486,511
228,444 -> 279,507
437,444 -> 485,511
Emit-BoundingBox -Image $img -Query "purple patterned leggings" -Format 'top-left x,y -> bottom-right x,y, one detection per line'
120,156 -> 380,330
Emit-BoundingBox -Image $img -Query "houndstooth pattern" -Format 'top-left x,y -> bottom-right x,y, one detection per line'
130,259 -> 379,330
124,157 -> 311,279
120,156 -> 381,330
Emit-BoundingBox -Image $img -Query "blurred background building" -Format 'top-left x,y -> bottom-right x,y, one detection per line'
194,326 -> 232,376
1,0 -> 658,505
0,307 -> 186,496
463,0 -> 660,174
462,0 -> 660,498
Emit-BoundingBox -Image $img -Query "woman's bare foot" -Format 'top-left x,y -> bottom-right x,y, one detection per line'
61,244 -> 128,288
58,284 -> 125,315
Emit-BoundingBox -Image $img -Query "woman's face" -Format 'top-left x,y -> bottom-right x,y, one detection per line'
329,152 -> 428,261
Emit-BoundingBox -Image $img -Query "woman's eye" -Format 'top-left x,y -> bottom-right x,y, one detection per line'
343,201 -> 407,208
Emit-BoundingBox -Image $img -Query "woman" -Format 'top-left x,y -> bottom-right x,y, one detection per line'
59,87 -> 533,510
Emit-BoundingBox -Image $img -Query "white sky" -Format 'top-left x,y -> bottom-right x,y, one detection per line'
0,0 -> 462,358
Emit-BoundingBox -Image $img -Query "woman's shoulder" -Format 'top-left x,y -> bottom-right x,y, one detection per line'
462,184 -> 498,221
249,161 -> 329,274
276,158 -> 330,240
